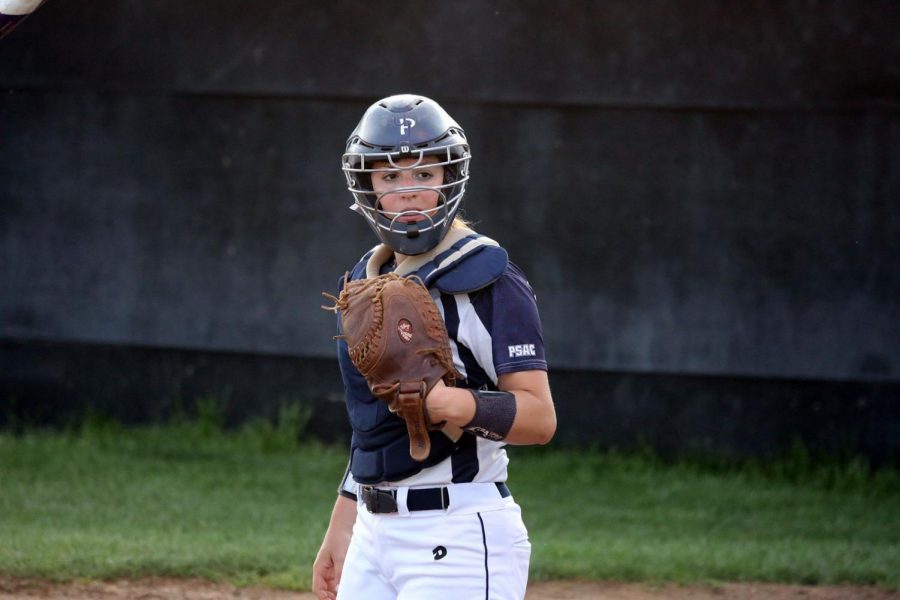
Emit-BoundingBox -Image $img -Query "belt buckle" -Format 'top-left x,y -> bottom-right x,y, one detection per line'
362,486 -> 398,514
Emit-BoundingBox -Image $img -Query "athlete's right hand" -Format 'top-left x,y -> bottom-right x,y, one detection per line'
312,495 -> 356,600
312,541 -> 345,600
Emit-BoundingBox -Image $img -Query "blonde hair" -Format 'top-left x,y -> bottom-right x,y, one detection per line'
451,215 -> 473,230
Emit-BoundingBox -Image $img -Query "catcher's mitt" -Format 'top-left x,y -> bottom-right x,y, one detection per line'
322,272 -> 461,461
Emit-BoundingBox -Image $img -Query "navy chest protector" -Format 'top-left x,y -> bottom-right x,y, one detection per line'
338,233 -> 508,484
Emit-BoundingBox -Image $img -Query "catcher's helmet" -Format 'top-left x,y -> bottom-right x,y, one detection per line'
342,94 -> 471,255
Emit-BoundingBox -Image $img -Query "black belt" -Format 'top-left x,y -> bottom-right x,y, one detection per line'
360,482 -> 511,514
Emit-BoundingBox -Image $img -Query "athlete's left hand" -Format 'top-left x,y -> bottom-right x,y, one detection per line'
425,379 -> 476,427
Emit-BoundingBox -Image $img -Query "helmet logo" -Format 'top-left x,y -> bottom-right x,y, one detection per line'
397,319 -> 414,343
398,118 -> 416,136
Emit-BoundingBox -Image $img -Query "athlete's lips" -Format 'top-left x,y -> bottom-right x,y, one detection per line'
397,214 -> 428,223
391,209 -> 433,223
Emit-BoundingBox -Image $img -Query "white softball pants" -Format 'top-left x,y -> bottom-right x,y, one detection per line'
337,482 -> 532,600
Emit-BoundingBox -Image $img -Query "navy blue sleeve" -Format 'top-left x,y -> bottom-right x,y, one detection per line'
472,262 -> 548,375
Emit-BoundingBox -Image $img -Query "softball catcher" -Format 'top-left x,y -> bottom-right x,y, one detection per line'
313,94 -> 556,600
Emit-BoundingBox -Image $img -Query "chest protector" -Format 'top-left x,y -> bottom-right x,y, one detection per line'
337,229 -> 508,484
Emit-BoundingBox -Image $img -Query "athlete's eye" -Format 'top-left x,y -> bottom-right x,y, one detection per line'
414,171 -> 435,181
379,172 -> 398,183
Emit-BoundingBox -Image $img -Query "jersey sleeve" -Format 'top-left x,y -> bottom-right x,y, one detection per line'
473,262 -> 548,376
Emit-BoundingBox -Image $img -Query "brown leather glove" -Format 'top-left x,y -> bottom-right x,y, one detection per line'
323,273 -> 461,461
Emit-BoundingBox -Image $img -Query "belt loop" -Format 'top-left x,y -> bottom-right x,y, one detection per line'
397,487 -> 410,517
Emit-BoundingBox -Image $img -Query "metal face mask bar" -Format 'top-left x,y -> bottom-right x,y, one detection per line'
342,145 -> 471,236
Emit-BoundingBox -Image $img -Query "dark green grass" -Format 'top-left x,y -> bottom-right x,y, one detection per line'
1,422 -> 898,590
509,446 -> 900,587
0,419 -> 340,589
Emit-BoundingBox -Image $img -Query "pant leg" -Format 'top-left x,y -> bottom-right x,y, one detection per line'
481,503 -> 532,600
392,501 -> 531,600
336,506 -> 398,600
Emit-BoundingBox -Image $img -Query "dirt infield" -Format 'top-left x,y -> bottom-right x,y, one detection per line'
1,577 -> 898,600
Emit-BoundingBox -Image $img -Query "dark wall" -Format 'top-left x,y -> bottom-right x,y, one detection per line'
1,1 -> 899,457
3,1 -> 898,110
3,93 -> 897,379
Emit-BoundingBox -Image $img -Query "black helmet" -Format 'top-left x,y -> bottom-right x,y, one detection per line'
342,94 -> 471,255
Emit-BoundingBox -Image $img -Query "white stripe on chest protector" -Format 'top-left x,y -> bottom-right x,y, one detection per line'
454,294 -> 498,385
433,238 -> 498,276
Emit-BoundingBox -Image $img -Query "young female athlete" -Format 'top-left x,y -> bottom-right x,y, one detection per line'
312,94 -> 556,600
